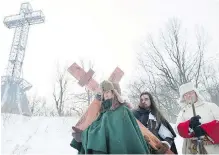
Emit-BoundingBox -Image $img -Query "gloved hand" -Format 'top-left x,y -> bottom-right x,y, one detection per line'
189,115 -> 201,129
95,93 -> 102,101
193,126 -> 206,137
72,126 -> 83,142
155,142 -> 169,154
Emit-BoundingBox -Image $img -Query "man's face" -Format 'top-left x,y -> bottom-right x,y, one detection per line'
103,90 -> 114,100
183,90 -> 198,104
140,94 -> 151,108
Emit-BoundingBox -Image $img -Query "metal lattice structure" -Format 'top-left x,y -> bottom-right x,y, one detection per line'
1,3 -> 45,116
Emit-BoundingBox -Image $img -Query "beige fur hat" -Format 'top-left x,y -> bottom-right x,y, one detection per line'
100,80 -> 124,103
112,82 -> 121,95
179,81 -> 204,104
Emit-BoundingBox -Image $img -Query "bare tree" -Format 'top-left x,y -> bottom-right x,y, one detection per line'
200,63 -> 219,105
28,93 -> 47,116
52,61 -> 95,117
53,63 -> 73,116
129,18 -> 208,122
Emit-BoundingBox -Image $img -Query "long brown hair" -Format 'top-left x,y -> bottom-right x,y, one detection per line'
140,92 -> 166,124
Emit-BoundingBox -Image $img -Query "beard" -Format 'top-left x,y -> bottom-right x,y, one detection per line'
186,95 -> 197,104
139,102 -> 150,109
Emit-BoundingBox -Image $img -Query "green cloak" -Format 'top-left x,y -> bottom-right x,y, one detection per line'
70,99 -> 151,154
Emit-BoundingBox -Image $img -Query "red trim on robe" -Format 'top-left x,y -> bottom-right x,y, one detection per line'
177,120 -> 193,138
201,120 -> 219,144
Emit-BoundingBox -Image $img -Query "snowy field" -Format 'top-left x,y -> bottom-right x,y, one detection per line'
1,114 -> 183,155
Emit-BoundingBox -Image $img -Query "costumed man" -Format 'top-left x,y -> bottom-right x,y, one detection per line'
133,92 -> 178,154
70,80 -> 151,154
176,82 -> 219,154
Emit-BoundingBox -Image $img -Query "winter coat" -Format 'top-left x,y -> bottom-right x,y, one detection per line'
70,99 -> 151,154
176,101 -> 219,154
133,106 -> 178,154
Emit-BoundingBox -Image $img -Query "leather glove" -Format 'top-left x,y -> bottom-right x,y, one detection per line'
95,93 -> 102,101
155,142 -> 169,154
193,126 -> 206,137
72,126 -> 83,142
189,115 -> 201,129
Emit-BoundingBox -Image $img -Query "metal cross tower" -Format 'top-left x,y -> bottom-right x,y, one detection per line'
1,2 -> 45,116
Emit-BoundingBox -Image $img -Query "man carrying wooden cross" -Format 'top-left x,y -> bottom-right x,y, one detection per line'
67,63 -> 150,154
70,80 -> 151,154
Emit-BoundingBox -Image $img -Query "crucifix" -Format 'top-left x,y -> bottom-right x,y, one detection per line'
67,62 -> 124,130
67,62 -> 124,93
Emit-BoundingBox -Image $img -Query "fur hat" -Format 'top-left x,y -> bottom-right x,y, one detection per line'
112,82 -> 121,95
179,81 -> 204,104
100,80 -> 114,92
100,80 -> 124,103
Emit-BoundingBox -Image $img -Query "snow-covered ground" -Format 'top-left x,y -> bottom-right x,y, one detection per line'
1,114 -> 78,155
1,114 -> 183,155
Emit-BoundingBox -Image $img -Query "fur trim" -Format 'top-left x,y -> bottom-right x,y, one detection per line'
113,89 -> 124,103
112,82 -> 121,95
178,82 -> 205,107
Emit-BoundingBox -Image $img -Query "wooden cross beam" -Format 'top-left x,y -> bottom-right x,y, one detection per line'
67,62 -> 124,93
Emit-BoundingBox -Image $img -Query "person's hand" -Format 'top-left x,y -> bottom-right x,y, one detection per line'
95,93 -> 102,101
72,126 -> 83,142
143,135 -> 150,143
155,142 -> 169,154
190,115 -> 201,129
193,126 -> 206,137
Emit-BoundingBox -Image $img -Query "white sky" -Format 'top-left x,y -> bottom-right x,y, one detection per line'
0,0 -> 219,100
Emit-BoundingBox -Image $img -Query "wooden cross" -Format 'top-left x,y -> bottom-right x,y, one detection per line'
68,63 -> 173,154
67,62 -> 124,93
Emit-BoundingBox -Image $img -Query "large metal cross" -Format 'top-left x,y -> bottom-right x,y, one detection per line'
67,62 -> 124,93
1,3 -> 44,116
3,2 -> 45,79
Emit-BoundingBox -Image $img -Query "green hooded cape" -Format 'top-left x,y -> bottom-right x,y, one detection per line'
70,99 -> 151,154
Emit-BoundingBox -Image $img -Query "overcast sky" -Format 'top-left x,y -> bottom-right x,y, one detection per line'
0,0 -> 219,100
